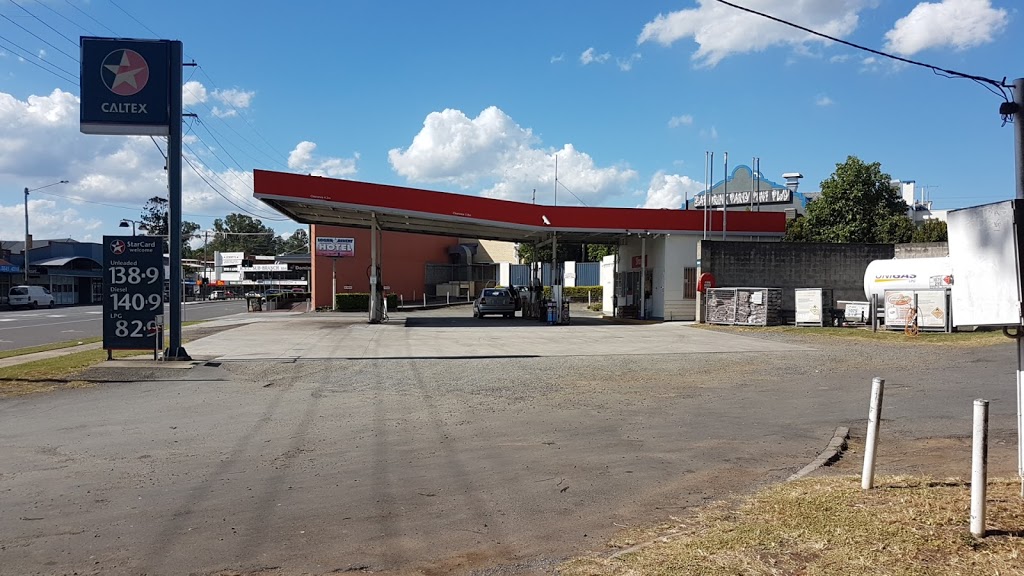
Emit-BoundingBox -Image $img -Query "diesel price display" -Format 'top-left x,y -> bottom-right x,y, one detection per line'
103,236 -> 164,351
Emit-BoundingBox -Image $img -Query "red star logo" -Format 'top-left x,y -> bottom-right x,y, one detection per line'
101,49 -> 150,96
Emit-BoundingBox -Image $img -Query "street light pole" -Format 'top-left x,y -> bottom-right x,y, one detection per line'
23,180 -> 69,284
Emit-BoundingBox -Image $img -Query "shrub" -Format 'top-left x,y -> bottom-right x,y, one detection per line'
541,285 -> 602,301
334,293 -> 398,312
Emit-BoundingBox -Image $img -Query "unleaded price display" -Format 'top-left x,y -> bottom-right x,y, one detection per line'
103,236 -> 164,350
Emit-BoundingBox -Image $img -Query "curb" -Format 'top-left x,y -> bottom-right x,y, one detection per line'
605,426 -> 851,561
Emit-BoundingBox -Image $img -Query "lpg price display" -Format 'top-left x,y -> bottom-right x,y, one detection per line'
103,236 -> 164,351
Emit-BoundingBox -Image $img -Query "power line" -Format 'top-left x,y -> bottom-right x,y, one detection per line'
33,0 -> 92,36
33,189 -> 220,218
197,65 -> 292,167
182,152 -> 287,221
64,0 -> 118,36
11,0 -> 78,47
184,133 -> 276,217
0,11 -> 80,63
557,180 -> 588,206
714,0 -> 1011,96
0,35 -> 77,85
107,0 -> 161,38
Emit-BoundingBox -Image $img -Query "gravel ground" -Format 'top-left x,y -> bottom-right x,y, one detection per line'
0,323 -> 1018,576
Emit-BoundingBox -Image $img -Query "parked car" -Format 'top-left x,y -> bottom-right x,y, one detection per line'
261,288 -> 284,301
291,287 -> 306,293
8,285 -> 54,309
209,290 -> 225,300
244,290 -> 261,298
473,288 -> 516,318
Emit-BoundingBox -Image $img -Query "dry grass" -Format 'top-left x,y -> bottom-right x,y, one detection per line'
0,337 -> 102,360
560,475 -> 1024,576
694,324 -> 1008,347
0,348 -> 153,397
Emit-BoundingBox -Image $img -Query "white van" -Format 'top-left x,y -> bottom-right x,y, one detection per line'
8,285 -> 55,309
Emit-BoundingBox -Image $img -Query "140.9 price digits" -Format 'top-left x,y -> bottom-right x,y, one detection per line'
109,266 -> 160,285
109,293 -> 163,311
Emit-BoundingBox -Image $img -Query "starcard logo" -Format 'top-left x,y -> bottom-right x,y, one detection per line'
101,49 -> 150,96
110,239 -> 126,255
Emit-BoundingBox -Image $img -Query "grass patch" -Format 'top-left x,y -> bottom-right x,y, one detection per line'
0,348 -> 113,396
560,475 -> 1024,576
695,324 -> 1008,346
0,337 -> 102,360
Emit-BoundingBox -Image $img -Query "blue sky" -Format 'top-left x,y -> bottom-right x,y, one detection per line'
0,0 -> 1019,245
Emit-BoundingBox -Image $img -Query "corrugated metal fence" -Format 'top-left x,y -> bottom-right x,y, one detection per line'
510,262 -> 600,286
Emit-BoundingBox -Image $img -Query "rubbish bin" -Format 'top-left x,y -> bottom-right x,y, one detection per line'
247,297 -> 262,312
546,301 -> 556,325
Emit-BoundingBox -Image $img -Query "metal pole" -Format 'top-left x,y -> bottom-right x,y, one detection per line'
166,40 -> 188,360
640,236 -> 646,320
861,377 -> 885,489
1018,337 -> 1024,497
332,258 -> 337,311
23,187 -> 29,284
551,232 -> 558,322
708,152 -> 713,237
871,293 -> 879,332
703,151 -> 708,240
1014,78 -> 1023,200
750,157 -> 755,212
756,157 -> 761,212
971,398 -> 990,537
722,152 -> 728,240
369,213 -> 380,323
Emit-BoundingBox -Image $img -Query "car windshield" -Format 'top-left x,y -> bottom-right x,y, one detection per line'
10,287 -> 27,296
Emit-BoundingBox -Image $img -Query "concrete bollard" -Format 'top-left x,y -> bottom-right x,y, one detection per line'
861,377 -> 885,489
423,293 -> 426,306
447,292 -> 450,305
971,399 -> 990,537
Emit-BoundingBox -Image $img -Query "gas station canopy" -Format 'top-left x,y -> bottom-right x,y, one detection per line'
254,170 -> 786,242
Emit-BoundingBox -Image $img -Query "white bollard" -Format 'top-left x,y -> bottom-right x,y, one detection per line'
423,293 -> 427,306
400,294 -> 404,306
971,398 -> 990,537
447,292 -> 450,305
861,377 -> 885,489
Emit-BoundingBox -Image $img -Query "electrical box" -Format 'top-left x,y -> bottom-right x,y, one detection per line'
948,200 -> 1024,327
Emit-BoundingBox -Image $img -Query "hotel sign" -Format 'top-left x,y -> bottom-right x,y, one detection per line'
693,188 -> 792,208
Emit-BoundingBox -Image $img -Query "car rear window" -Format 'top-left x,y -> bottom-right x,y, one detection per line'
484,289 -> 508,297
10,287 -> 27,296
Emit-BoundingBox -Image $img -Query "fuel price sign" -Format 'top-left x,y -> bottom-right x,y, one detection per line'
103,236 -> 164,350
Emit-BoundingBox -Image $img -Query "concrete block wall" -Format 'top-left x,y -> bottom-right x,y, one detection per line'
894,242 -> 948,259
698,240 -> 895,320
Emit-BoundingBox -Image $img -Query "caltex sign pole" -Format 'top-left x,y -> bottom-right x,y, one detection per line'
81,37 -> 189,360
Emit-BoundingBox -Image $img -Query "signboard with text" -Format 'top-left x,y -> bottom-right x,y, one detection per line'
693,188 -> 793,208
80,37 -> 170,135
103,236 -> 164,350
315,237 -> 355,258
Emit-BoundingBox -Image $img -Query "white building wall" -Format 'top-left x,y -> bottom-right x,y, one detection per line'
662,235 -> 699,321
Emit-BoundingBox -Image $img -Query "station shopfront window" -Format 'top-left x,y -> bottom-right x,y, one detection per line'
49,275 -> 78,306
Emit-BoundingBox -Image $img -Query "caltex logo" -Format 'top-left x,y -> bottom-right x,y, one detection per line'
110,240 -> 126,255
101,49 -> 150,96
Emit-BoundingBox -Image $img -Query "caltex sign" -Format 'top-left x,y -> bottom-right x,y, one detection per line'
80,37 -> 170,135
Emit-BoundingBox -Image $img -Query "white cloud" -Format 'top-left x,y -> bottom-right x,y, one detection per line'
37,49 -> 46,60
884,0 -> 1007,56
668,114 -> 694,128
642,171 -> 704,209
617,53 -> 642,71
816,94 -> 834,106
580,47 -> 611,65
699,126 -> 719,140
213,88 -> 255,109
829,54 -> 851,63
0,89 -> 284,241
637,0 -> 875,67
211,107 -> 237,118
182,80 -> 208,106
388,106 -> 637,205
550,53 -> 565,63
287,141 -> 359,178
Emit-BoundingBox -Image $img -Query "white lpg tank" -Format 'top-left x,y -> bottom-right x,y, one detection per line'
862,257 -> 953,302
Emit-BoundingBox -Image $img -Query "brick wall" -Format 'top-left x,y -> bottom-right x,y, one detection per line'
698,240 -> 894,320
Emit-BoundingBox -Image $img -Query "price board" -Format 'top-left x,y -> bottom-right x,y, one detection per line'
103,236 -> 164,350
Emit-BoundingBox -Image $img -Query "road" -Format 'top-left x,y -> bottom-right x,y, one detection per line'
0,300 -> 248,351
0,311 -> 1018,575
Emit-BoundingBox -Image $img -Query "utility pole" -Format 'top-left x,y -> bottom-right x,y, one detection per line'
1012,78 -> 1024,497
1014,78 -> 1023,199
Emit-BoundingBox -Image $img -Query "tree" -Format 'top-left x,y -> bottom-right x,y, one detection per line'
912,219 -> 948,242
206,213 -> 279,255
784,156 -> 912,243
586,244 -> 616,262
280,228 -> 309,254
138,195 -> 201,256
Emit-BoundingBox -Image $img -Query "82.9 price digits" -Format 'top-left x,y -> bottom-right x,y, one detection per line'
109,266 -> 160,285
114,319 -> 156,338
